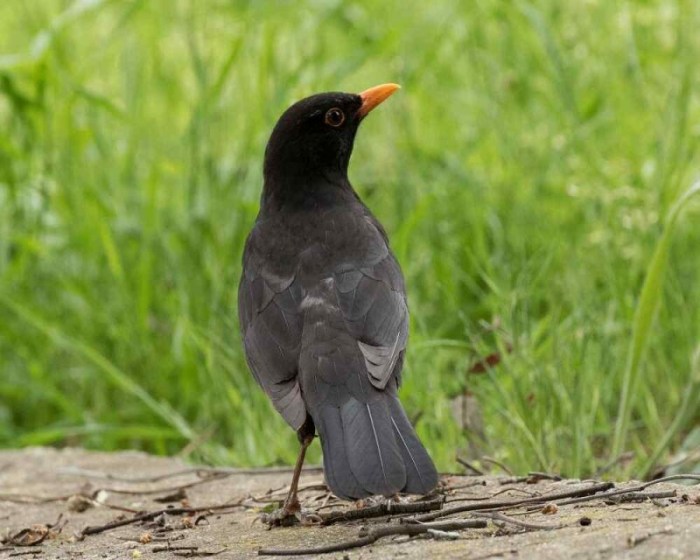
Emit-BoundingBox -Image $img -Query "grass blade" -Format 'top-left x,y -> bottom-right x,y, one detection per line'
612,180 -> 700,461
0,296 -> 195,440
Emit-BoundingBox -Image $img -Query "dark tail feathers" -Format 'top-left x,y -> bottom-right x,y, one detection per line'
315,394 -> 438,500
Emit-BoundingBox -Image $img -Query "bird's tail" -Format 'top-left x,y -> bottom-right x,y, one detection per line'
314,393 -> 438,500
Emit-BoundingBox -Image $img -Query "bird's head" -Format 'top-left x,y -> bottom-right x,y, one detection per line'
262,84 -> 400,200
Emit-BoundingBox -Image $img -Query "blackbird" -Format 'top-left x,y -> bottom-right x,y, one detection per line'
238,84 -> 438,522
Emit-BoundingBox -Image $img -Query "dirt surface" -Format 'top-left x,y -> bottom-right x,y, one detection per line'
1,448 -> 699,559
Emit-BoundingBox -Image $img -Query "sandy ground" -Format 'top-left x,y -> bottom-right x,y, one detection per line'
1,448 -> 698,559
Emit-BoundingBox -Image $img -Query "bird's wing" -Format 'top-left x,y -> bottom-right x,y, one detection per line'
331,216 -> 409,390
300,214 -> 419,499
238,227 -> 306,430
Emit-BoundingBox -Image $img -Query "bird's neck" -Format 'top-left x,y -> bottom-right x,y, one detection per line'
260,170 -> 358,214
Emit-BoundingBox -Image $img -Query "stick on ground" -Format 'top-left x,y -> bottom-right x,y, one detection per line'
257,519 -> 487,556
320,498 -> 443,525
411,481 -> 615,522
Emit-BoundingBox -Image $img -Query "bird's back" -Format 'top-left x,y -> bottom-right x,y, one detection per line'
239,199 -> 437,499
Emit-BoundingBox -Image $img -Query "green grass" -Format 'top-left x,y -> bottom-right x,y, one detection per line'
1,0 -> 699,479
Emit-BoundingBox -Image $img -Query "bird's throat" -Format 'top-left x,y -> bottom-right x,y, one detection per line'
261,171 -> 357,214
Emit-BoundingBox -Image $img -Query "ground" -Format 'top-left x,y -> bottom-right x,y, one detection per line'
1,448 -> 698,559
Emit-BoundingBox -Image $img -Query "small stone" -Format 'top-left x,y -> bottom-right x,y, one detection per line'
579,516 -> 592,526
94,490 -> 110,504
67,495 -> 94,513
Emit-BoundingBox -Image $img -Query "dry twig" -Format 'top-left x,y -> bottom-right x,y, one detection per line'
472,511 -> 565,531
481,457 -> 514,476
78,499 -> 244,538
457,457 -> 484,476
258,519 -> 487,556
536,475 -> 699,509
411,482 -> 615,522
58,465 -> 323,484
320,498 -> 443,525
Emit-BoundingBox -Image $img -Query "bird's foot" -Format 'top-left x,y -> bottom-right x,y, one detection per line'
295,508 -> 323,526
259,504 -> 322,528
354,494 -> 408,509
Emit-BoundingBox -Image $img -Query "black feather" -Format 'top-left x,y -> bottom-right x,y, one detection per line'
387,394 -> 438,494
315,405 -> 365,500
238,88 -> 438,502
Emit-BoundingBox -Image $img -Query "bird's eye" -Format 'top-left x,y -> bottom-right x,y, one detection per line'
324,108 -> 345,127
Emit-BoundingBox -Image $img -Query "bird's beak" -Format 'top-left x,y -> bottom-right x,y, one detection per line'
358,83 -> 401,118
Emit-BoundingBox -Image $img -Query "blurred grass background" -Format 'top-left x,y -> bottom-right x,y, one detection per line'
0,0 -> 699,479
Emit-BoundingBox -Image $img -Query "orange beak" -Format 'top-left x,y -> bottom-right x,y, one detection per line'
358,83 -> 401,118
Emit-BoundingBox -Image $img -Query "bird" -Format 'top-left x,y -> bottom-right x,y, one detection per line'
238,83 -> 438,523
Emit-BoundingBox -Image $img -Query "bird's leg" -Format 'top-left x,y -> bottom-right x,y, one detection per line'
262,416 -> 321,527
279,432 -> 313,516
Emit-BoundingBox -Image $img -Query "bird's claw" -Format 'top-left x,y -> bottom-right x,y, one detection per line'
296,509 -> 323,526
259,506 -> 322,528
354,494 -> 407,509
